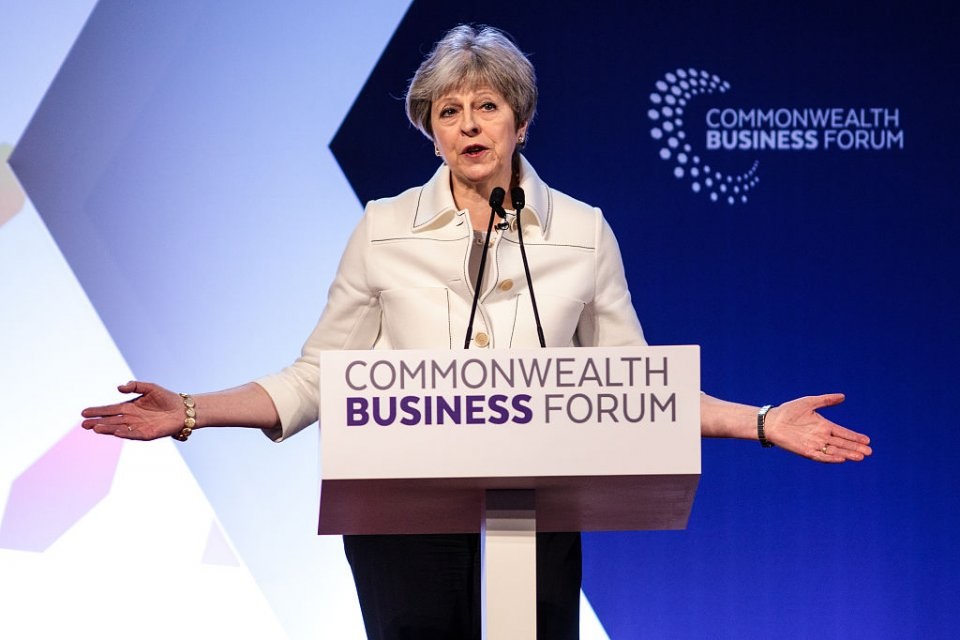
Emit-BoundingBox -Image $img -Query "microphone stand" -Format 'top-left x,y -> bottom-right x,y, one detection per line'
464,187 -> 506,349
511,187 -> 546,348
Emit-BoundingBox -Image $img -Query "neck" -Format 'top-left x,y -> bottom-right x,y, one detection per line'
450,154 -> 521,229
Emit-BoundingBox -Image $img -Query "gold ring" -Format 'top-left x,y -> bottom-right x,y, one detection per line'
821,444 -> 829,454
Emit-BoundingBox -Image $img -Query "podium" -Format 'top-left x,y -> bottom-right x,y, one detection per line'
318,346 -> 700,638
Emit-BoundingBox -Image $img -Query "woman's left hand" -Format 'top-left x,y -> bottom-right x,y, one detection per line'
764,393 -> 872,462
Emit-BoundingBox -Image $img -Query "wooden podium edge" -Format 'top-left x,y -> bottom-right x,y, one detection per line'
318,473 -> 700,535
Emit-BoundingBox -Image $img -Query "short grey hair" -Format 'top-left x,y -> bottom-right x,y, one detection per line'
405,25 -> 537,144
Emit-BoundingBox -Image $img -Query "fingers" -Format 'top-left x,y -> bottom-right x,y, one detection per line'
82,414 -> 127,429
118,380 -> 156,395
82,416 -> 158,440
825,437 -> 872,460
817,411 -> 871,447
802,392 -> 845,410
809,394 -> 872,453
808,440 -> 854,463
771,393 -> 873,464
821,392 -> 845,406
82,381 -> 154,418
810,438 -> 872,463
828,422 -> 871,445
813,448 -> 847,463
82,413 -> 135,434
81,381 -> 183,442
81,403 -> 127,418
83,419 -> 133,436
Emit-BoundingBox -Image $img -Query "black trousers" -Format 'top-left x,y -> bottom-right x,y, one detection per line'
343,532 -> 581,640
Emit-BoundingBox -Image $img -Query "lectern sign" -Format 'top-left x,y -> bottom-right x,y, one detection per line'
318,346 -> 700,534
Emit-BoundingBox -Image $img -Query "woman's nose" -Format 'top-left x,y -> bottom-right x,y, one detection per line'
461,111 -> 478,135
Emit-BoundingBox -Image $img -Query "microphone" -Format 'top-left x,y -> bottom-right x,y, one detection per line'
510,186 -> 525,211
511,187 -> 546,348
490,186 -> 506,210
463,187 -> 506,349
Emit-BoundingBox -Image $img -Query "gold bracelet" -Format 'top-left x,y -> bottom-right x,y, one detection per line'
173,393 -> 197,442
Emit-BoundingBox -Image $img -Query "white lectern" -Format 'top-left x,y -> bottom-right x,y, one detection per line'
319,346 -> 700,639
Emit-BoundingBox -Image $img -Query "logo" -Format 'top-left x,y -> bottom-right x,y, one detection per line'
648,69 -> 904,205
338,353 -> 679,428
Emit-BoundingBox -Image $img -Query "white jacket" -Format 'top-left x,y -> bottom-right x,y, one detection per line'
256,157 -> 646,441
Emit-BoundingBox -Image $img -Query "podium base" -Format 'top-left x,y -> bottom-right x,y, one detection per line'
482,489 -> 536,640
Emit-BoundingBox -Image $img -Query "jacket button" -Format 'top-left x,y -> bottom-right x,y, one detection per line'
499,279 -> 514,292
474,332 -> 490,348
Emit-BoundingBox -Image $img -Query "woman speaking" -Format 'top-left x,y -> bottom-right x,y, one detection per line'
81,25 -> 872,639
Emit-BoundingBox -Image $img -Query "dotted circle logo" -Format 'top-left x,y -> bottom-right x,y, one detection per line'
648,69 -> 760,205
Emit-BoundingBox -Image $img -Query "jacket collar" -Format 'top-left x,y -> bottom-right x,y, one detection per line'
411,155 -> 552,238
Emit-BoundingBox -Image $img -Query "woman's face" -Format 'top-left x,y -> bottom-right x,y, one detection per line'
431,85 -> 526,198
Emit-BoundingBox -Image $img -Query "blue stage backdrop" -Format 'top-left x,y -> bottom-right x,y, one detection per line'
7,0 -> 958,638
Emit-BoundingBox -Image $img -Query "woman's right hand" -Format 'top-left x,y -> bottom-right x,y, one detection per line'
81,381 -> 184,440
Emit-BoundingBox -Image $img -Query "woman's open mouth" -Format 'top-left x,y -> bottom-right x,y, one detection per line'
462,145 -> 488,157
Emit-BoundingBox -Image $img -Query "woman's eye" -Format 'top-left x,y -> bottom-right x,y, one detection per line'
439,107 -> 457,117
480,102 -> 497,111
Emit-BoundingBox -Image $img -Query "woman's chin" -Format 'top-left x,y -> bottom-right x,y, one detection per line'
451,165 -> 510,191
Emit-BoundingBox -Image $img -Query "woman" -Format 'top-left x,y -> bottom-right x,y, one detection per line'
81,25 -> 872,639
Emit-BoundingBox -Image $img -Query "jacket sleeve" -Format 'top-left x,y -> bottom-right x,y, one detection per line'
575,210 -> 647,347
254,211 -> 381,442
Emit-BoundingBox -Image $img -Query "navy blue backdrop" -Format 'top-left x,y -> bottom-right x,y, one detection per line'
333,2 -> 958,637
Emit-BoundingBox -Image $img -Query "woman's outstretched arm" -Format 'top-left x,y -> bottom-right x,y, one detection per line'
700,392 -> 872,463
81,380 -> 279,440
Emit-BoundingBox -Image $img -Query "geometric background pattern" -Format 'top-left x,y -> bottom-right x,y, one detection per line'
0,425 -> 123,552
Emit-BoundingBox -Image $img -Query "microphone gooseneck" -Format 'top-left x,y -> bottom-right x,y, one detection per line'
463,187 -> 506,349
512,186 -> 546,348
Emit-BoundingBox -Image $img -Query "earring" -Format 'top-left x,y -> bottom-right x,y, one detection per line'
434,147 -> 441,157
517,136 -> 525,145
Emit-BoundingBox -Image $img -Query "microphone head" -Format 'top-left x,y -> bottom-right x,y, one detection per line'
489,187 -> 506,208
510,186 -> 525,210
